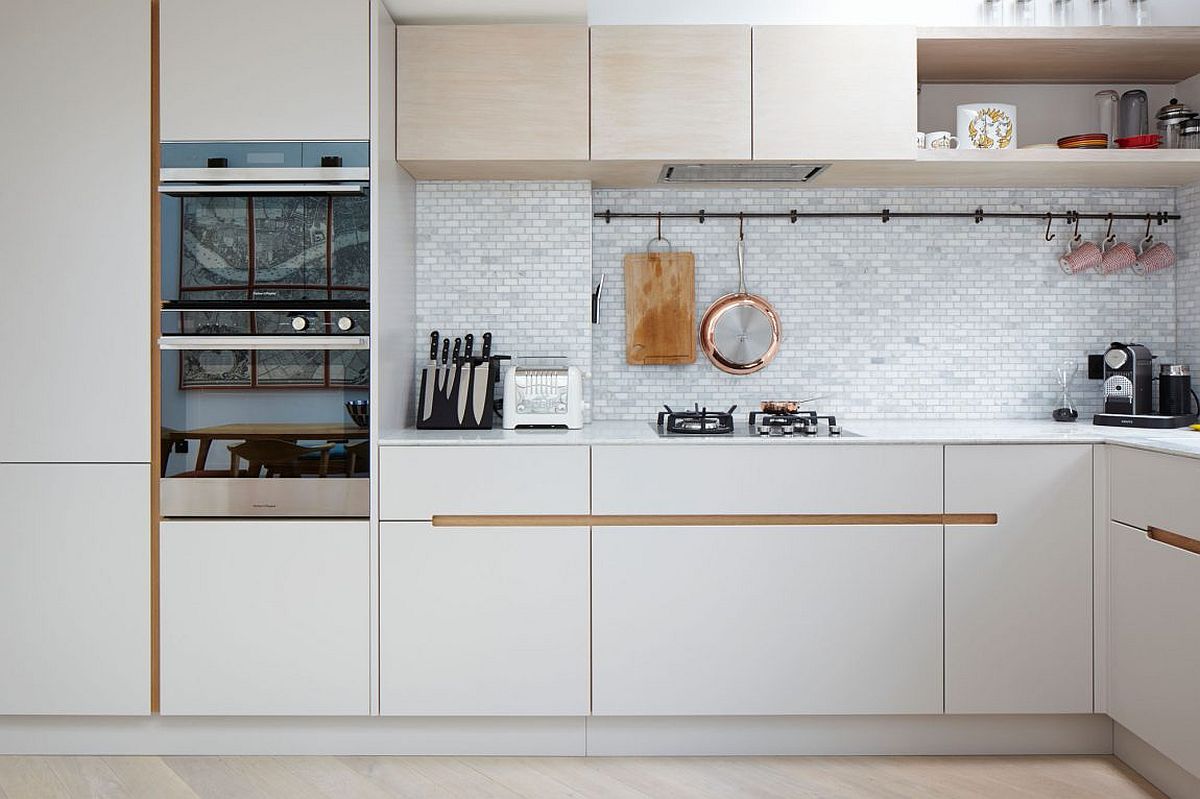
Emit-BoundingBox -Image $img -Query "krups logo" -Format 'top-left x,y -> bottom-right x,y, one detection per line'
252,503 -> 278,508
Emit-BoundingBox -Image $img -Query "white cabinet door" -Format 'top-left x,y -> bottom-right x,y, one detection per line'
753,26 -> 917,160
592,525 -> 943,716
396,25 -> 589,161
1109,520 -> 1200,778
161,520 -> 369,715
380,522 -> 589,715
1110,445 -> 1200,541
944,445 -> 1093,714
160,0 -> 369,141
590,26 -> 751,160
1,0 -> 149,463
0,464 -> 150,714
379,445 -> 590,520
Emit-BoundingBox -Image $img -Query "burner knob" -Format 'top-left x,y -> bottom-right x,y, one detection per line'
803,425 -> 817,436
290,315 -> 308,332
336,316 -> 355,331
829,425 -> 842,435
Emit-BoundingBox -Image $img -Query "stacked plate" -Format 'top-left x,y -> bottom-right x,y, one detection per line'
1057,133 -> 1109,149
1115,134 -> 1162,149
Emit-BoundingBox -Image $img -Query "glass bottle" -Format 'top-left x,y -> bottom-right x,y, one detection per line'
981,0 -> 1006,25
1052,0 -> 1075,25
1131,0 -> 1152,26
1012,0 -> 1037,25
1091,0 -> 1112,25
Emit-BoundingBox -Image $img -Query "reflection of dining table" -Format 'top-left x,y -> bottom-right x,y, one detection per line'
163,423 -> 367,473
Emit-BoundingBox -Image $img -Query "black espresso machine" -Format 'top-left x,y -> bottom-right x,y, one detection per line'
1092,342 -> 1198,428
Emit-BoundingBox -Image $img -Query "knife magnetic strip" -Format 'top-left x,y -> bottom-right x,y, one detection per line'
430,513 -> 999,528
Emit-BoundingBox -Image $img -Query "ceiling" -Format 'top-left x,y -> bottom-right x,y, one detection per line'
385,0 -> 586,24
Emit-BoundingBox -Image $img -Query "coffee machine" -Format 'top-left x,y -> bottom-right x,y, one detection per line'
1092,342 -> 1198,428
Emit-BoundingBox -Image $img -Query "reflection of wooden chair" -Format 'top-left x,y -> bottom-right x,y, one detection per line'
345,441 -> 369,476
228,440 -> 335,478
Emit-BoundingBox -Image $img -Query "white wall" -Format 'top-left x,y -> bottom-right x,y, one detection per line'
588,0 -> 1200,26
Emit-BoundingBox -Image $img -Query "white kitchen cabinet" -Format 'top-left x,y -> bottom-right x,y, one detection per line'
1109,519 -> 1200,778
1110,445 -> 1200,542
1,0 -> 149,463
379,445 -> 590,520
160,0 -> 369,141
590,26 -> 752,160
591,445 -> 942,515
396,25 -> 589,161
752,26 -> 917,160
0,464 -> 149,715
592,524 -> 942,716
944,445 -> 1093,714
379,522 -> 589,715
160,520 -> 369,715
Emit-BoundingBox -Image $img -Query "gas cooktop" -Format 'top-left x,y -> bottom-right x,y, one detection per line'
654,403 -> 858,438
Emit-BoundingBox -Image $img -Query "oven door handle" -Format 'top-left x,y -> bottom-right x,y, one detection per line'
158,335 -> 369,351
158,182 -> 367,196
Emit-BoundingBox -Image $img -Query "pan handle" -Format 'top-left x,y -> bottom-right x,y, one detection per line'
737,239 -> 747,294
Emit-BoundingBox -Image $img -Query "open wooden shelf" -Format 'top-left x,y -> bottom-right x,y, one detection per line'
917,26 -> 1200,84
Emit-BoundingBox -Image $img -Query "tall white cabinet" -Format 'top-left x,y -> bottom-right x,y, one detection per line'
0,0 -> 151,717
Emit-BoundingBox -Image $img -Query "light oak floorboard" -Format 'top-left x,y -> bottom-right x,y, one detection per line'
0,755 -> 1167,799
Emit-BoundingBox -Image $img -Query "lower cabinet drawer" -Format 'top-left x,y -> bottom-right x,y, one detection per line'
1109,520 -> 1200,778
379,522 -> 590,715
1110,446 -> 1200,541
160,520 -> 369,716
592,524 -> 943,715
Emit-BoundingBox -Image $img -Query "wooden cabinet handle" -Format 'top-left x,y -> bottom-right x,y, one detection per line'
1148,526 -> 1200,556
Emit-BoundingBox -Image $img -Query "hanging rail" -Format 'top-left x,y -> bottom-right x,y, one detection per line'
595,208 -> 1179,224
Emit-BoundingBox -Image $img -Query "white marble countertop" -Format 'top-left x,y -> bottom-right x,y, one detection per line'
379,419 -> 1200,459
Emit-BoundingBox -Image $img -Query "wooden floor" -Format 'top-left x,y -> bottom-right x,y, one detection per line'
0,755 -> 1166,798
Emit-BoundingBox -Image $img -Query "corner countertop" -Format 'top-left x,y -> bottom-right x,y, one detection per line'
379,419 -> 1200,460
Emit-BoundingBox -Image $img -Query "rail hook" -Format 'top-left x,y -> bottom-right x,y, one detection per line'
1104,213 -> 1116,246
657,211 -> 662,241
738,212 -> 745,241
1142,213 -> 1155,246
1071,211 -> 1082,244
698,209 -> 706,224
974,207 -> 984,224
790,209 -> 798,224
603,209 -> 611,224
1043,212 -> 1056,242
881,208 -> 891,224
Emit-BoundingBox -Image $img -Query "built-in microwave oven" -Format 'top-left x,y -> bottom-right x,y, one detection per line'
158,141 -> 370,518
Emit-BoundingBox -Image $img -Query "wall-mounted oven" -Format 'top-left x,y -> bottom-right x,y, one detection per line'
158,141 -> 370,518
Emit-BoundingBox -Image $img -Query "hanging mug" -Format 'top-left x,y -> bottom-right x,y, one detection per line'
1134,237 -> 1176,274
1099,237 -> 1137,274
1060,236 -> 1101,274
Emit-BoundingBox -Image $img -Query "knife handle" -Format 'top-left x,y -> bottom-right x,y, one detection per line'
440,338 -> 450,365
452,337 -> 462,364
481,332 -> 492,359
464,333 -> 474,360
429,331 -> 440,362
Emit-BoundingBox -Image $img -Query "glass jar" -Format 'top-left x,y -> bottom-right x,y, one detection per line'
1012,0 -> 1037,25
981,0 -> 1006,25
1052,0 -> 1075,25
1131,0 -> 1152,26
1180,120 -> 1200,150
1091,0 -> 1112,24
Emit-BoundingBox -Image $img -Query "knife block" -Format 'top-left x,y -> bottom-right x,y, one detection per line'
417,358 -> 500,430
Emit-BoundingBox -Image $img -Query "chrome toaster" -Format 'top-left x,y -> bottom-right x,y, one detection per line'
502,360 -> 583,429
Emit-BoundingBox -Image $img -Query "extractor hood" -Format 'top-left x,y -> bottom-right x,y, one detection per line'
658,163 -> 830,184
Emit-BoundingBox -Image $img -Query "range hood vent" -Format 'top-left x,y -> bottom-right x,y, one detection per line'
658,163 -> 830,184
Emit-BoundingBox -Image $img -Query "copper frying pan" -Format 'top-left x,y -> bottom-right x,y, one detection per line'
699,232 -> 781,375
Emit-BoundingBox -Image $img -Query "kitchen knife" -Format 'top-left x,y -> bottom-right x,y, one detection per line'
473,332 -> 493,426
464,333 -> 474,361
422,331 -> 439,421
439,338 -> 451,393
449,338 -> 463,400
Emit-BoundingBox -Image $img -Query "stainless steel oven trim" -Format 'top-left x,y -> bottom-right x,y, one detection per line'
160,166 -> 369,182
158,182 -> 367,196
161,477 -> 370,518
158,335 -> 369,351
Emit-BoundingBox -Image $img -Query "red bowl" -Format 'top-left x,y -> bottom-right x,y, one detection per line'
1116,134 -> 1162,148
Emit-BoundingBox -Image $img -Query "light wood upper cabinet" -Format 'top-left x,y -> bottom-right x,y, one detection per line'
396,25 -> 589,161
160,0 -> 369,142
753,26 -> 917,160
591,26 -> 752,161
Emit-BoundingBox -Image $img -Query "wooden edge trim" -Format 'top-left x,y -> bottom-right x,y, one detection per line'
1148,525 -> 1200,556
431,513 -> 998,528
149,0 -> 161,716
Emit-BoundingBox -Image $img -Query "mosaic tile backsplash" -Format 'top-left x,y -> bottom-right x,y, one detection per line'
1176,183 -> 1200,373
417,182 -> 1185,423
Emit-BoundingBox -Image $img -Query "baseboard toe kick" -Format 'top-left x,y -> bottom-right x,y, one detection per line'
1114,723 -> 1200,799
0,713 -> 1119,756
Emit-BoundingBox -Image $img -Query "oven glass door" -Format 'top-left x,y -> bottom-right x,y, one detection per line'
158,174 -> 370,518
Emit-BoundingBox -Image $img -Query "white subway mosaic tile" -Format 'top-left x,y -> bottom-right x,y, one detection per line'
1176,183 -> 1200,373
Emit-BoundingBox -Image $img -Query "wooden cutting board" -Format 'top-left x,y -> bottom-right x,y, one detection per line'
624,251 -> 696,365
